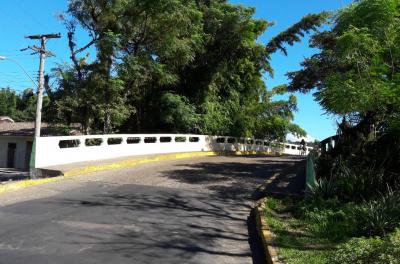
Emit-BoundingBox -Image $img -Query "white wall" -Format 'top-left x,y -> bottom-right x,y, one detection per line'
34,134 -> 310,168
0,136 -> 32,169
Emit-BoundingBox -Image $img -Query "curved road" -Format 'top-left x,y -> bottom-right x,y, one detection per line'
0,155 -> 305,264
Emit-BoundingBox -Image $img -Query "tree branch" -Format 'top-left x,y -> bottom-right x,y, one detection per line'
266,12 -> 330,55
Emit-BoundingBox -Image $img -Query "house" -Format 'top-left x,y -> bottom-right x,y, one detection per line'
0,122 -> 81,170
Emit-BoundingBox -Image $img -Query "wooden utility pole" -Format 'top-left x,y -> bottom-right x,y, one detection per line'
23,33 -> 61,137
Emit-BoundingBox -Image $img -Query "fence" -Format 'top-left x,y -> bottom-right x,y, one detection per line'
33,134 -> 310,168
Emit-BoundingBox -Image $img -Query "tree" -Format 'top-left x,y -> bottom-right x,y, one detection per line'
117,0 -> 203,133
0,88 -> 39,122
56,0 -> 131,134
159,92 -> 200,133
0,88 -> 17,117
287,0 -> 400,198
53,0 -> 326,139
288,0 -> 400,140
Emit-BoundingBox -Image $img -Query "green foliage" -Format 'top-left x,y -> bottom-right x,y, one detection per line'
357,190 -> 400,236
289,0 -> 400,120
294,198 -> 359,242
0,88 -> 17,117
289,0 -> 400,202
310,177 -> 337,200
315,147 -> 400,201
266,195 -> 400,263
159,92 -> 200,133
40,0 -> 326,137
328,229 -> 400,264
265,197 -> 279,210
266,12 -> 329,56
329,236 -> 386,264
264,197 -> 337,264
303,189 -> 400,238
0,88 -> 38,121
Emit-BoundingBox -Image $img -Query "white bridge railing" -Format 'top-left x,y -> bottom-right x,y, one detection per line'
34,134 -> 311,168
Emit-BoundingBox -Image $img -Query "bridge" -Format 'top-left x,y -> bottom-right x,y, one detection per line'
0,134 -> 310,263
32,134 -> 311,169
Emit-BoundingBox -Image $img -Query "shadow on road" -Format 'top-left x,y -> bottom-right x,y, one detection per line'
50,187 -> 255,262
45,156 -> 306,263
0,156 -> 305,263
160,156 -> 306,200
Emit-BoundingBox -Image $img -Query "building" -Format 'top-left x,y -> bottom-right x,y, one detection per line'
0,122 -> 81,170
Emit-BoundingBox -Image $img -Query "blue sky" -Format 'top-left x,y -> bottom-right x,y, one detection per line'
0,0 -> 352,140
230,0 -> 353,140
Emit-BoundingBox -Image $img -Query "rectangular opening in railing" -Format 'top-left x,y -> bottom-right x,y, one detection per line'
59,139 -> 80,149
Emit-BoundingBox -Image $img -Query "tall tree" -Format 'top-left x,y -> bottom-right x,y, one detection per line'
287,0 -> 400,196
54,0 -> 326,139
288,0 -> 400,141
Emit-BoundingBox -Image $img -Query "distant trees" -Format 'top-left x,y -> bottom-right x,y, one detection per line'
0,88 -> 40,121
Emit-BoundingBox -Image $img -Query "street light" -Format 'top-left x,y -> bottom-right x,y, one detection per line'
0,56 -> 39,89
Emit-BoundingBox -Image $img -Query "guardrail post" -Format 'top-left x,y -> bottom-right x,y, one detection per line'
305,153 -> 318,193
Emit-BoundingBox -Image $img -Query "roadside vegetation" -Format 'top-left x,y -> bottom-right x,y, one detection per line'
264,0 -> 400,263
265,197 -> 400,264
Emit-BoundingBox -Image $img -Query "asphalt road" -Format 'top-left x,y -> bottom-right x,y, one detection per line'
0,155 -> 305,264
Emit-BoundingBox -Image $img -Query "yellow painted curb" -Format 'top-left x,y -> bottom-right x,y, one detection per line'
255,198 -> 281,264
0,176 -> 65,195
0,150 -> 276,196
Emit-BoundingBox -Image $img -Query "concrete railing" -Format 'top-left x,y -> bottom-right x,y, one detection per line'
282,143 -> 313,156
320,135 -> 339,154
33,134 -> 310,168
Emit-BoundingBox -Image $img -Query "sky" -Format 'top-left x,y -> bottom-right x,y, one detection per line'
229,0 -> 353,141
0,0 -> 352,140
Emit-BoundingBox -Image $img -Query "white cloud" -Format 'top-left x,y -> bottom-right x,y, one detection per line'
286,133 -> 315,143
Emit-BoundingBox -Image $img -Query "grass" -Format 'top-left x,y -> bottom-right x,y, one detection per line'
263,193 -> 400,263
263,198 -> 340,264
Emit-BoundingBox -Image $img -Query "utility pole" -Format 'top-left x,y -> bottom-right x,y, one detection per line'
23,33 -> 60,179
23,33 -> 61,137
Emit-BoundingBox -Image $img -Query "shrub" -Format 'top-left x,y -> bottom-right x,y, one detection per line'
356,190 -> 400,236
266,197 -> 279,210
328,236 -> 384,264
310,177 -> 338,200
299,199 -> 359,241
328,229 -> 400,264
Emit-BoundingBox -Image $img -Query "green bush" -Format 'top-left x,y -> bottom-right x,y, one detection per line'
328,229 -> 400,264
297,198 -> 359,241
266,197 -> 279,210
299,190 -> 400,239
315,142 -> 400,202
356,190 -> 400,236
310,177 -> 338,200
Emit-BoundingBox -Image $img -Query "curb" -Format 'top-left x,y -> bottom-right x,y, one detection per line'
0,151 -> 278,195
252,157 -> 307,264
0,176 -> 64,195
254,198 -> 281,264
